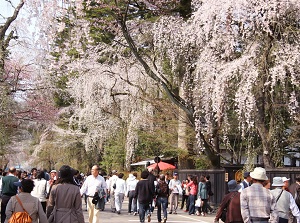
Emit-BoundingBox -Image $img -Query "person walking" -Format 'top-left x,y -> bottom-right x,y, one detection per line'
115,173 -> 126,214
135,170 -> 155,223
289,175 -> 300,223
31,170 -> 48,212
186,175 -> 198,215
181,179 -> 189,211
126,173 -> 139,215
108,170 -> 118,213
5,179 -> 47,223
80,165 -> 106,223
156,174 -> 169,223
197,175 -> 208,216
289,175 -> 300,200
214,180 -> 243,223
240,167 -> 278,223
47,170 -> 57,189
0,167 -> 19,223
147,167 -> 157,214
47,165 -> 84,223
270,177 -> 300,223
168,172 -> 181,214
205,175 -> 214,213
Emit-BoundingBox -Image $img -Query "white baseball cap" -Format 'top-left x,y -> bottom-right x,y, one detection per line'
282,177 -> 290,182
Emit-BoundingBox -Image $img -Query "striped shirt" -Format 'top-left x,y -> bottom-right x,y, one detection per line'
240,183 -> 278,223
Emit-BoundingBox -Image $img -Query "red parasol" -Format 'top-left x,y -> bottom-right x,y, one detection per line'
147,161 -> 176,170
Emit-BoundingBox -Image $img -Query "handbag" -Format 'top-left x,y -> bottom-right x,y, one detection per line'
8,195 -> 32,223
195,197 -> 203,207
221,209 -> 227,222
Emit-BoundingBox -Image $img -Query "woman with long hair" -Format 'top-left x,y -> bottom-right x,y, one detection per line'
186,175 -> 198,215
197,175 -> 208,216
46,165 -> 84,223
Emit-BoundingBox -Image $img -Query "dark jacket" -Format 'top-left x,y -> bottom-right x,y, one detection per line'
147,173 -> 156,191
134,179 -> 154,204
215,191 -> 243,223
289,182 -> 300,208
156,181 -> 169,198
289,182 -> 300,197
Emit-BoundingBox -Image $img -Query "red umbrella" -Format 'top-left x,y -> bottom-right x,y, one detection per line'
147,161 -> 176,170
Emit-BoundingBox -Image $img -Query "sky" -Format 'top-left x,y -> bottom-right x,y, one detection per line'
0,0 -> 40,64
0,0 -> 20,22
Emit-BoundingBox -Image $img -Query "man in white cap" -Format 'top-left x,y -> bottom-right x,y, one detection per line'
240,167 -> 278,223
169,172 -> 181,214
281,177 -> 290,192
108,170 -> 118,213
271,177 -> 300,223
126,173 -> 139,215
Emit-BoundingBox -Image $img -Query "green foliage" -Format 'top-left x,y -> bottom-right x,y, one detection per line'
172,0 -> 192,19
135,116 -> 179,160
34,135 -> 86,172
100,129 -> 126,171
194,155 -> 212,170
52,75 -> 74,107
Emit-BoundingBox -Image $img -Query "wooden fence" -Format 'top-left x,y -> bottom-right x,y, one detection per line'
178,167 -> 300,208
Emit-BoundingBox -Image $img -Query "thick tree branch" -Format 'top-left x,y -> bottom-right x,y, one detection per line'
0,0 -> 24,39
118,19 -> 194,125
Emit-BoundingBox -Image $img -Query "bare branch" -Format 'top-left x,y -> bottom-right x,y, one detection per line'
0,0 -> 24,39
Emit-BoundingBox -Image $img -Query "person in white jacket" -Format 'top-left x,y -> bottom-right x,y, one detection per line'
115,173 -> 126,214
108,170 -> 118,213
126,173 -> 139,215
31,170 -> 47,212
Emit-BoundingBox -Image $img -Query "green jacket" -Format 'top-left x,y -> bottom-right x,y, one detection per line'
2,175 -> 18,196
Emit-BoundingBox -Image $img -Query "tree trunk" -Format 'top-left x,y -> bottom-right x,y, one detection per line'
177,86 -> 195,169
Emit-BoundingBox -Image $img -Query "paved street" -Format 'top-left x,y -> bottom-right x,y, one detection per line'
0,197 -> 216,222
83,199 -> 216,223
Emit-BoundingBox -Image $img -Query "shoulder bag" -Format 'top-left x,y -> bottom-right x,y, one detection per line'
221,192 -> 238,222
8,195 -> 32,223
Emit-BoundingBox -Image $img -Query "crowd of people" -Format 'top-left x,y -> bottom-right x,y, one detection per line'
102,167 -> 215,223
0,165 -> 216,223
1,165 -> 300,223
0,165 -> 85,223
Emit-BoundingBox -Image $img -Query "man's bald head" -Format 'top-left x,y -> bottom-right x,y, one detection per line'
9,167 -> 16,174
